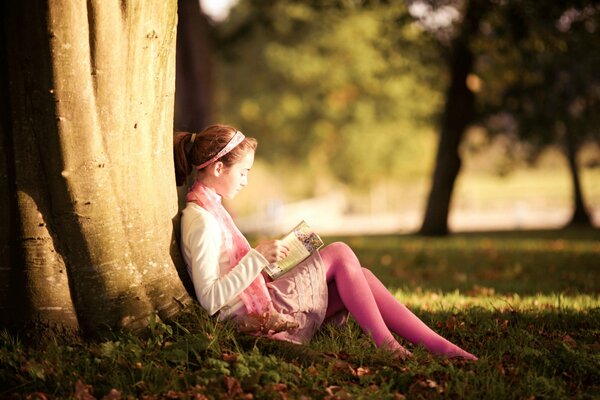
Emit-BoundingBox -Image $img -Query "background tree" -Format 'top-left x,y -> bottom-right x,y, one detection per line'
419,0 -> 489,236
174,0 -> 215,208
0,1 -> 191,334
174,0 -> 214,132
419,0 -> 599,235
476,1 -> 600,227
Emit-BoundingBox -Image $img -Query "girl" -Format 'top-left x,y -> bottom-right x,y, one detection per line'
174,124 -> 477,360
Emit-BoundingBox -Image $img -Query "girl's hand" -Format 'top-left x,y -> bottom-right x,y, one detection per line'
254,240 -> 289,263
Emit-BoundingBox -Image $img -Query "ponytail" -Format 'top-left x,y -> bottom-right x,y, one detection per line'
173,132 -> 193,186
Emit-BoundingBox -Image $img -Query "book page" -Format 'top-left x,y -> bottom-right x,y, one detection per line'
264,221 -> 323,279
275,231 -> 311,272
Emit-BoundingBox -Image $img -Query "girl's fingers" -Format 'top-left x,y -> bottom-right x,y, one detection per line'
256,240 -> 290,263
275,241 -> 289,256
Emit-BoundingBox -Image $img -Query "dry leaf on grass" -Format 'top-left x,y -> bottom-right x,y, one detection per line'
74,380 -> 95,400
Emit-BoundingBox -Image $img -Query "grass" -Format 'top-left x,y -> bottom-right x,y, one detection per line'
1,227 -> 599,399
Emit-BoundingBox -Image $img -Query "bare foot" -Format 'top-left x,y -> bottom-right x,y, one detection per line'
393,346 -> 413,361
381,338 -> 412,360
445,346 -> 478,361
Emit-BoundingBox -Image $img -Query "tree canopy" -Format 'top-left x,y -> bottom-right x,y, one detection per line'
207,0 -> 599,232
474,0 -> 600,155
211,1 -> 444,188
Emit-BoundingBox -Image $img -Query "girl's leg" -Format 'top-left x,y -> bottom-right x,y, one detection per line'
361,268 -> 476,360
321,242 -> 476,360
324,281 -> 346,321
321,243 -> 411,356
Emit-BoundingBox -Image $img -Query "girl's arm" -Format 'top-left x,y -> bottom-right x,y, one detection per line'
183,212 -> 268,315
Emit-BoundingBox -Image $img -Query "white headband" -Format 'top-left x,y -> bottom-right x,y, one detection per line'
195,131 -> 246,170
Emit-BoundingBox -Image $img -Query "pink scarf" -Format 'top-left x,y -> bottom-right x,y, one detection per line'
186,181 -> 273,316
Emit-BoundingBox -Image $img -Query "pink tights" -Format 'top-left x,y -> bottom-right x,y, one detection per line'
320,242 -> 477,360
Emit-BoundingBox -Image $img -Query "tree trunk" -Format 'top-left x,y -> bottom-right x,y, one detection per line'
174,0 -> 214,132
0,1 -> 191,335
419,0 -> 488,236
173,0 -> 215,210
564,130 -> 591,227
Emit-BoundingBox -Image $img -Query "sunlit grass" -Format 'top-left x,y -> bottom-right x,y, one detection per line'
394,290 -> 600,313
1,227 -> 599,399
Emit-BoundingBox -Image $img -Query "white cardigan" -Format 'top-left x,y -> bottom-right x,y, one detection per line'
180,202 -> 269,316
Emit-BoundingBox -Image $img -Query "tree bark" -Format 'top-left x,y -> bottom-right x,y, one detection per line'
0,1 -> 191,335
173,0 -> 216,211
564,130 -> 591,227
419,0 -> 488,236
174,0 -> 214,132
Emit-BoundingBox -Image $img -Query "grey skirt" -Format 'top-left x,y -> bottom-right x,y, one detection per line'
228,252 -> 346,344
267,251 -> 328,344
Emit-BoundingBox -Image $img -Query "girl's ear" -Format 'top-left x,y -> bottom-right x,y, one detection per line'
213,161 -> 225,176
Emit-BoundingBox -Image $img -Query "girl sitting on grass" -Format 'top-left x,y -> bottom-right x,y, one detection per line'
174,124 -> 477,361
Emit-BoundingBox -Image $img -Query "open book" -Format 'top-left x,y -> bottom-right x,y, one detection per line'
263,221 -> 324,279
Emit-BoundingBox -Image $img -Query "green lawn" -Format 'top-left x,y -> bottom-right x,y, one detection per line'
1,227 -> 599,399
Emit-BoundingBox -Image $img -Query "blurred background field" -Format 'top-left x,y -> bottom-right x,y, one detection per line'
232,144 -> 600,235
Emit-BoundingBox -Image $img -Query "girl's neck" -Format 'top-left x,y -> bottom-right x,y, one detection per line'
195,175 -> 219,195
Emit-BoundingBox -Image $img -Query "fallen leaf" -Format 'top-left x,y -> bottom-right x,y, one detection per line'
496,364 -> 506,375
355,367 -> 371,377
272,383 -> 287,392
562,335 -> 577,348
445,316 -> 457,331
26,393 -> 49,400
101,389 -> 122,400
222,352 -> 239,362
424,379 -> 438,388
185,385 -> 209,400
495,319 -> 509,331
409,378 -> 441,395
74,380 -> 96,400
324,386 -> 350,400
224,376 -> 243,397
585,342 -> 600,351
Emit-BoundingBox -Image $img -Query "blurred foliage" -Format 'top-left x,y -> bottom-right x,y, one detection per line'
211,0 -> 444,189
207,0 -> 599,198
472,0 -> 600,159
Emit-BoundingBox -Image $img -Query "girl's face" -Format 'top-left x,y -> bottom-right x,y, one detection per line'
215,150 -> 254,199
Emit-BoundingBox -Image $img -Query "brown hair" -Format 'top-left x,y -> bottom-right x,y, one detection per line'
174,124 -> 258,186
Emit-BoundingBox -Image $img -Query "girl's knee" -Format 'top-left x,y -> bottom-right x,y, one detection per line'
325,241 -> 353,256
322,242 -> 361,273
325,242 -> 352,251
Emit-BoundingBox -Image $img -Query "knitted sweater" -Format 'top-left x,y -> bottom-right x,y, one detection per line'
180,202 -> 268,316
